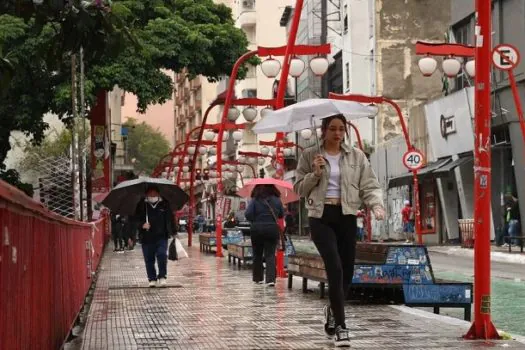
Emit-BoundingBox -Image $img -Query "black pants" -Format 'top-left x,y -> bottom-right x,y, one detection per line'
251,223 -> 279,283
309,205 -> 357,328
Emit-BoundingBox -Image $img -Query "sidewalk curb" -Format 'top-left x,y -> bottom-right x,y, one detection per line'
391,305 -> 525,344
427,246 -> 525,265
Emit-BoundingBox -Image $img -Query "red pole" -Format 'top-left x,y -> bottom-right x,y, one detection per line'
216,50 -> 258,258
507,70 -> 525,148
465,0 -> 499,340
187,101 -> 223,247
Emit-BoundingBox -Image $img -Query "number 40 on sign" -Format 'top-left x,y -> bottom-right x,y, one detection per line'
403,150 -> 425,171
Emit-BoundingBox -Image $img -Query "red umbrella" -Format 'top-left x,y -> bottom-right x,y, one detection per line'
236,178 -> 300,204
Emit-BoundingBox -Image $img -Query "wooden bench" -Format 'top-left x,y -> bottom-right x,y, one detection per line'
227,242 -> 253,268
287,243 -> 473,321
199,233 -> 216,254
504,235 -> 525,253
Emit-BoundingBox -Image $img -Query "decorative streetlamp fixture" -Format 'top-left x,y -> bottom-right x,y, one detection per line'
300,128 -> 313,140
283,148 -> 293,157
209,146 -> 217,155
465,60 -> 475,77
442,57 -> 462,77
228,107 -> 241,122
260,107 -> 273,118
260,146 -> 270,156
198,146 -> 208,155
204,130 -> 215,141
309,56 -> 330,76
261,56 -> 281,78
417,55 -> 438,76
289,56 -> 306,77
242,107 -> 258,122
258,158 -> 266,166
232,130 -> 243,141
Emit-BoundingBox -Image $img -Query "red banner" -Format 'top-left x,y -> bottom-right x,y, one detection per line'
90,92 -> 111,194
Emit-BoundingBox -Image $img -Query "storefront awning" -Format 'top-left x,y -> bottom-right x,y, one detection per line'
388,158 -> 452,188
432,155 -> 473,176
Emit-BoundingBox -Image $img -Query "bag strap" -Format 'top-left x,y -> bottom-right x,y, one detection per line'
263,199 -> 279,226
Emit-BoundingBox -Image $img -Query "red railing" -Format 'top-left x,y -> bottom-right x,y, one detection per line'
0,180 -> 109,349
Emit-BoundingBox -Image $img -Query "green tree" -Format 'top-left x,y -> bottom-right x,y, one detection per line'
0,0 -> 250,170
124,118 -> 170,174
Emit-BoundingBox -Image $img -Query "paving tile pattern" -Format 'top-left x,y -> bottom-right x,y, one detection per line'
81,240 -> 522,349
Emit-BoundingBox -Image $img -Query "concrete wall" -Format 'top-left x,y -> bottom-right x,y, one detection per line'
375,0 -> 450,143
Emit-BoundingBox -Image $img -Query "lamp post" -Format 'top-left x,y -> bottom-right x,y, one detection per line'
414,1 -> 498,338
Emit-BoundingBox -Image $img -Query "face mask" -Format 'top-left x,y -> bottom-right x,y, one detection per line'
147,196 -> 159,204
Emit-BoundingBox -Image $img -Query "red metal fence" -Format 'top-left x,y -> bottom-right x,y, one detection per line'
0,180 -> 109,349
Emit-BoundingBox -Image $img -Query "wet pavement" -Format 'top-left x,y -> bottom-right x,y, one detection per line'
80,239 -> 525,349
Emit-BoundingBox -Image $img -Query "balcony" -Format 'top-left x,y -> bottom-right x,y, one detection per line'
238,11 -> 256,28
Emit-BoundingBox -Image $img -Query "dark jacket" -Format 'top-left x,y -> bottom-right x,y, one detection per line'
134,199 -> 176,244
245,195 -> 284,224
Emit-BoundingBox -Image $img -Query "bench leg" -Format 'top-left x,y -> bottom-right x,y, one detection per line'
320,282 -> 325,299
228,254 -> 231,263
288,274 -> 293,289
238,258 -> 241,268
465,305 -> 471,321
433,307 -> 440,315
302,278 -> 308,293
509,243 -> 512,253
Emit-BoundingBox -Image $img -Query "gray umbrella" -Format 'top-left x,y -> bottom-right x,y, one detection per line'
102,177 -> 189,216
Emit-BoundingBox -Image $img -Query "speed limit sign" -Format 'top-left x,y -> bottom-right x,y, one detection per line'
403,150 -> 424,171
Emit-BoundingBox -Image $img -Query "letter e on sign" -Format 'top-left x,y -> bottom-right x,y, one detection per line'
492,44 -> 520,71
403,150 -> 424,171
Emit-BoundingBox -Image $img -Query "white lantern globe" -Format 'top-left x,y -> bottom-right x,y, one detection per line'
465,60 -> 475,77
164,166 -> 170,172
442,57 -> 461,78
238,155 -> 246,163
232,130 -> 243,141
183,156 -> 189,163
222,132 -> 230,141
161,171 -> 168,178
221,154 -> 229,161
300,129 -> 313,140
418,56 -> 438,77
316,128 -> 322,138
260,146 -> 270,156
309,56 -> 329,76
209,146 -> 217,155
174,166 -> 180,172
283,148 -> 293,157
182,166 -> 189,173
260,107 -> 273,118
228,107 -> 240,122
172,156 -> 179,164
258,158 -> 265,166
236,165 -> 245,172
198,146 -> 208,155
248,157 -> 258,165
204,130 -> 215,141
242,107 -> 258,122
187,146 -> 196,155
289,57 -> 306,77
261,57 -> 281,78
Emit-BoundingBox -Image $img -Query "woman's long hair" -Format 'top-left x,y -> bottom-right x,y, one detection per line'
250,184 -> 281,199
321,114 -> 349,140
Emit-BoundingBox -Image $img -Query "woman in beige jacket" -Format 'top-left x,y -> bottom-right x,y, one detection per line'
294,114 -> 385,348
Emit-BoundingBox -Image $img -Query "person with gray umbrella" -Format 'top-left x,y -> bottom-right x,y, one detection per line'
134,185 -> 177,288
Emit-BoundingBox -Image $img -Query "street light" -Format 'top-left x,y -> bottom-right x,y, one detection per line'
209,146 -> 217,155
232,130 -> 243,141
228,107 -> 240,122
442,57 -> 462,77
300,128 -> 313,140
309,56 -> 330,76
417,56 -> 438,76
242,107 -> 258,122
261,57 -> 281,78
260,146 -> 270,156
204,130 -> 215,141
258,158 -> 265,166
283,148 -> 293,157
260,107 -> 273,118
198,146 -> 208,155
289,57 -> 306,77
465,60 -> 476,77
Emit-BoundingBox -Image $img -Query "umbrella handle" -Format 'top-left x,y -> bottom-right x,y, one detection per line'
311,116 -> 324,168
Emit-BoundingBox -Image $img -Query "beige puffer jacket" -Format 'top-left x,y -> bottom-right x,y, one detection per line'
293,142 -> 383,218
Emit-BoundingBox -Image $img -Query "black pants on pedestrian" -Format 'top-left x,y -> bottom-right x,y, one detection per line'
309,205 -> 357,328
251,223 -> 279,283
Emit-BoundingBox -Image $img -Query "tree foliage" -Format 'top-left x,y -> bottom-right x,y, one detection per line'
123,118 -> 170,175
0,0 -> 249,169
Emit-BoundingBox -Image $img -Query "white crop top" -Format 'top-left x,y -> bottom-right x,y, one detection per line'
324,153 -> 341,198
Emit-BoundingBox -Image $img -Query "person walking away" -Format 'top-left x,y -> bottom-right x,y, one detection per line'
134,186 -> 176,288
507,191 -> 521,246
111,213 -> 125,252
245,184 -> 284,287
401,200 -> 415,243
294,114 -> 385,347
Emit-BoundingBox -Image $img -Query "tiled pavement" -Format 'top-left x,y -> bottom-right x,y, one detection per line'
81,239 -> 524,349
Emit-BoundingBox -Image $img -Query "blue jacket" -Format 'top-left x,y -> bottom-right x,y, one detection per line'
245,195 -> 284,224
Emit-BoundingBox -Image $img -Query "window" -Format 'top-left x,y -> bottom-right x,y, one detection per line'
452,18 -> 474,91
345,62 -> 350,91
343,5 -> 348,33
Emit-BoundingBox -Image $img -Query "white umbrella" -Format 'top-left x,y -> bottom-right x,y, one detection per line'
252,98 -> 377,134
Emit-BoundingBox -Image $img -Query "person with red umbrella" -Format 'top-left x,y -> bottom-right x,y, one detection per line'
244,184 -> 285,287
294,114 -> 385,347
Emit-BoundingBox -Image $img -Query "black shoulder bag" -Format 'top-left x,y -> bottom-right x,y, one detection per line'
263,199 -> 286,251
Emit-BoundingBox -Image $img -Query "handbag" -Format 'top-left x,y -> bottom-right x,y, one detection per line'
168,239 -> 178,261
263,199 -> 286,251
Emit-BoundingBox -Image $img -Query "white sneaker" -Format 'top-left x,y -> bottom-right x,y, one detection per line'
159,278 -> 167,287
148,281 -> 156,288
334,326 -> 351,347
266,282 -> 275,287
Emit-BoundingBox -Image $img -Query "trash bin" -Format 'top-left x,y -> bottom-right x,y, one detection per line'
458,219 -> 475,248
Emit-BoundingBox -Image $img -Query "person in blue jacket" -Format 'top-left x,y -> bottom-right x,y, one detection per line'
244,184 -> 284,286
